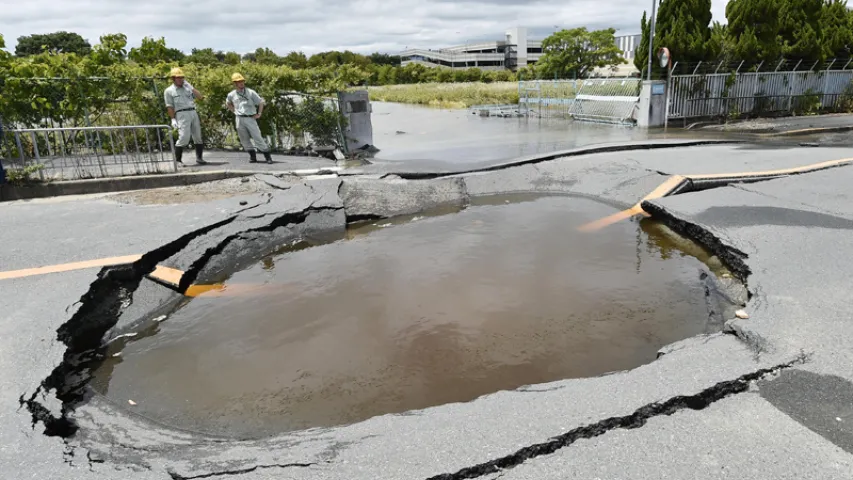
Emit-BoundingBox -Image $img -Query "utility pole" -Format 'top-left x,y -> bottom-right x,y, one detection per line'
646,0 -> 657,81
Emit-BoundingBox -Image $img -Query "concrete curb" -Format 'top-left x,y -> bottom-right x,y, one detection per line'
0,167 -> 344,202
698,124 -> 853,137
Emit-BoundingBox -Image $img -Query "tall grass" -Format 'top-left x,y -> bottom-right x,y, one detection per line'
368,82 -> 520,108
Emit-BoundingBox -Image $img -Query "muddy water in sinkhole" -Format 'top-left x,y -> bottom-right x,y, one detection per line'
91,195 -> 725,438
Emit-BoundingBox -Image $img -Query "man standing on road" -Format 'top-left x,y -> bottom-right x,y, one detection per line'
226,73 -> 273,164
164,67 -> 206,165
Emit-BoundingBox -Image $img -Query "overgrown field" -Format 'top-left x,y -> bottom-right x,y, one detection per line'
368,82 -> 520,108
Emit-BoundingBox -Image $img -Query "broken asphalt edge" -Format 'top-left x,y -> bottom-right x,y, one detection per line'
0,168 -> 343,202
373,139 -> 743,180
16,140 -> 823,478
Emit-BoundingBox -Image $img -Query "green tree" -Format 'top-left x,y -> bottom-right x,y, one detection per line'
537,27 -> 624,79
726,0 -> 782,63
185,48 -> 220,65
654,0 -> 713,64
90,33 -> 127,66
705,22 -> 731,62
129,37 -> 185,65
634,10 -> 651,74
369,53 -> 401,66
253,47 -> 283,65
15,31 -> 91,56
282,51 -> 308,69
778,0 -> 824,63
223,51 -> 241,65
308,50 -> 371,69
821,0 -> 853,59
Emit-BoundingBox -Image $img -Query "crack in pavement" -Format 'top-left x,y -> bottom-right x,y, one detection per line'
426,355 -> 808,480
168,462 -> 316,479
387,140 -> 741,180
20,215 -> 239,437
21,195 -> 342,438
176,206 -> 338,293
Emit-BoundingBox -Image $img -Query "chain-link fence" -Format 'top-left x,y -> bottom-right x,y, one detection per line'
0,76 -> 349,161
518,80 -> 579,118
517,78 -> 642,124
569,78 -> 643,124
213,92 -> 347,156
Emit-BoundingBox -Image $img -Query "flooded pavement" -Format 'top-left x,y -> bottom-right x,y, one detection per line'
371,102 -> 648,164
91,195 -> 723,439
370,102 -> 724,165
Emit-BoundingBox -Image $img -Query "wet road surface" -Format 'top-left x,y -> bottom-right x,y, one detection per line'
92,195 -> 718,438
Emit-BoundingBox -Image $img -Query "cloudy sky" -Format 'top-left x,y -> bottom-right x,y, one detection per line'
0,0 -> 730,56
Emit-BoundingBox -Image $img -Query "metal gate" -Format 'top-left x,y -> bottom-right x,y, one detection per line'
568,78 -> 642,124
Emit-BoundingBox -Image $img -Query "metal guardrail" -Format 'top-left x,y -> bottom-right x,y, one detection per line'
1,125 -> 177,181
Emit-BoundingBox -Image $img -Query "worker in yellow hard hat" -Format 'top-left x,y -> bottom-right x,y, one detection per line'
164,67 -> 207,165
226,73 -> 273,164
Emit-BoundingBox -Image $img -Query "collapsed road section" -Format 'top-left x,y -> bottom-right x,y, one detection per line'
4,141 -> 853,480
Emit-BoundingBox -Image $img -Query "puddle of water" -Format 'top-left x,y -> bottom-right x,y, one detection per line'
91,196 -> 719,438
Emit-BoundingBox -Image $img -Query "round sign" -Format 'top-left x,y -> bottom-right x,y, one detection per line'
658,47 -> 671,68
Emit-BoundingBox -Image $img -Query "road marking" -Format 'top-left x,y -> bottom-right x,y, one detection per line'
579,157 -> 853,232
0,254 -> 143,281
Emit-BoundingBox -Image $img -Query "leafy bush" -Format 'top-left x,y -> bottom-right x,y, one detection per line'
6,163 -> 45,185
793,89 -> 822,116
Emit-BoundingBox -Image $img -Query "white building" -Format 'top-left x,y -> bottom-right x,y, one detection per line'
401,27 -> 641,73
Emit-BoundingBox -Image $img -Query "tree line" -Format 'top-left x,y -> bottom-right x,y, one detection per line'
12,31 -> 402,68
6,31 -> 523,85
6,29 -> 629,84
634,0 -> 853,75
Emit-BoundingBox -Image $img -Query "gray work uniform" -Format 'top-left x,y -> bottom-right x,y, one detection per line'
226,88 -> 269,152
164,83 -> 202,148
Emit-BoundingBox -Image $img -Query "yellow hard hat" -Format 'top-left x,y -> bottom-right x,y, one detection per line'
169,67 -> 185,78
231,73 -> 245,82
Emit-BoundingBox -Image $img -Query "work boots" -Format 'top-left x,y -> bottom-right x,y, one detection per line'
174,146 -> 184,164
248,150 -> 258,163
195,144 -> 207,165
263,150 -> 273,164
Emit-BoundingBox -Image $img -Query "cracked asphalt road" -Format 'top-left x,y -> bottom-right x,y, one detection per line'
2,140 -> 853,479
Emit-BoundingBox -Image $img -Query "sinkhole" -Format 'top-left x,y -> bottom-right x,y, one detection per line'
89,194 -> 737,438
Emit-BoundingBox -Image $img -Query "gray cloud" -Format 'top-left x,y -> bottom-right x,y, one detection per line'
0,0 -> 730,55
